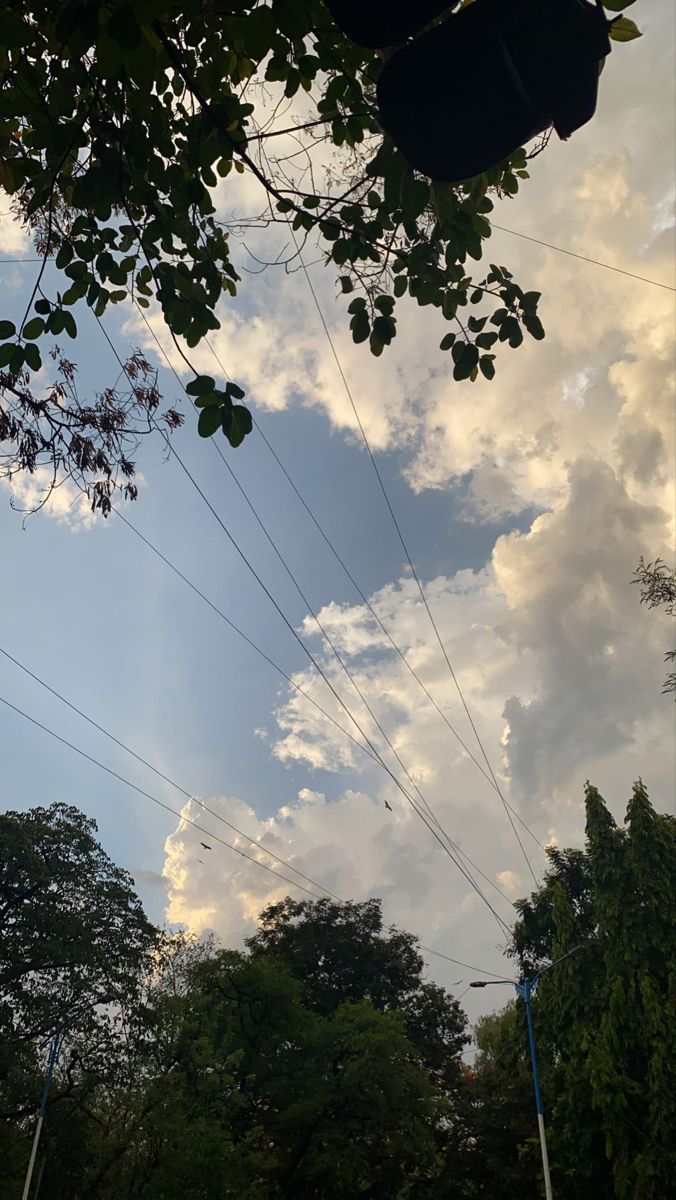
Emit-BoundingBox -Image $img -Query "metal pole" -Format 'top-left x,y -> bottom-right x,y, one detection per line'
32,1156 -> 47,1200
21,1029 -> 61,1200
469,948 -> 580,1200
521,980 -> 553,1200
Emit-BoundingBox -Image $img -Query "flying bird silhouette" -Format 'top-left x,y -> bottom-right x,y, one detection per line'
384,800 -> 392,812
200,842 -> 212,850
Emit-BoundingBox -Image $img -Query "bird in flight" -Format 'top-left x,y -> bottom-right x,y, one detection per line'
384,800 -> 392,812
200,842 -> 212,850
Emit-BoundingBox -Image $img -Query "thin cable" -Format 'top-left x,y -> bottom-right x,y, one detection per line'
125,295 -> 512,904
295,247 -> 538,885
3,687 -> 510,984
198,320 -> 543,855
95,314 -> 513,937
0,645 -> 343,902
492,224 -> 676,292
252,417 -> 544,852
420,946 -> 509,979
211,437 -> 511,908
0,693 -> 324,900
131,306 -> 514,911
113,505 -> 513,912
2,225 -> 674,289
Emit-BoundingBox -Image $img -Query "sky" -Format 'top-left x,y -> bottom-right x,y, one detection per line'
1,0 -> 675,1034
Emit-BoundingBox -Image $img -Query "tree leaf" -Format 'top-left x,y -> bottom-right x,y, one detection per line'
225,381 -> 245,400
225,404 -> 253,448
22,317 -> 45,340
198,405 -> 222,438
186,375 -> 216,397
609,16 -> 641,40
23,342 -> 42,371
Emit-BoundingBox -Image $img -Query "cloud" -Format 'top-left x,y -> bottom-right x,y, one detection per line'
162,449 -> 674,995
162,788 -> 517,996
158,3 -> 675,1009
493,456 -> 673,803
4,466 -> 97,531
0,209 -> 30,255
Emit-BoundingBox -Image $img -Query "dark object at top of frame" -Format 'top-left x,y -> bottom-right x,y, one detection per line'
325,0 -> 612,181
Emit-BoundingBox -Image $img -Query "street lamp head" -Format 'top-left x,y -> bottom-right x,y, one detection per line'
469,981 -> 487,988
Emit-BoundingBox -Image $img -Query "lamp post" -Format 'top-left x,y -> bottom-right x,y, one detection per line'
21,995 -> 114,1200
470,947 -> 581,1200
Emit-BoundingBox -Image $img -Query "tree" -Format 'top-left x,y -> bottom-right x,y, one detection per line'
0,802 -> 159,1044
472,780 -> 676,1199
468,1003 -> 541,1199
246,897 -> 468,1070
246,897 -> 476,1195
0,802 -> 160,1190
632,556 -> 676,695
0,1 -> 640,511
14,932 -> 446,1198
147,949 -> 441,1199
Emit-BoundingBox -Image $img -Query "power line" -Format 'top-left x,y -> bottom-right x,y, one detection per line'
251,416 -> 544,853
210,435 -> 513,907
94,313 -> 513,937
113,505 -> 513,911
2,225 -> 674,290
2,688 -> 510,985
0,644 -> 343,902
492,224 -> 676,292
294,244 -> 539,886
0,693 -> 325,900
421,946 -> 510,979
193,324 -> 542,857
130,304 -> 515,913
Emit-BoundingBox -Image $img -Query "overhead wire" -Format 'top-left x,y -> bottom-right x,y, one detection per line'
112,505 -> 512,909
131,304 -> 515,912
292,242 -> 539,885
0,693 -> 325,900
93,311 -> 513,937
0,644 -> 344,902
0,692 -> 510,985
253,122 -> 538,880
213,433 -> 498,871
422,946 -> 510,979
0,233 -> 674,289
491,224 -> 675,292
204,328 -> 543,855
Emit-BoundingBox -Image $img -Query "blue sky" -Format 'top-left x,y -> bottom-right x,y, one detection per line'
1,0 -> 674,1023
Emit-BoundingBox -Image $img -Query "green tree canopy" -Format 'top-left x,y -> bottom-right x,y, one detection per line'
0,0 -> 639,510
0,802 -> 159,1186
0,822 -> 472,1198
632,556 -> 676,695
471,779 -> 676,1199
246,897 -> 476,1196
0,802 -> 158,1042
246,897 -> 468,1076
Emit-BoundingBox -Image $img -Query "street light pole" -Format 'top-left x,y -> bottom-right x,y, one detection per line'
20,995 -> 115,1200
21,1027 -> 63,1200
469,946 -> 580,1200
519,976 -> 553,1200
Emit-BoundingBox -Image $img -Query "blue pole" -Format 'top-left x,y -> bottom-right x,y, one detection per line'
19,995 -> 113,1200
39,1030 -> 62,1118
21,1027 -> 62,1200
519,979 -> 553,1200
